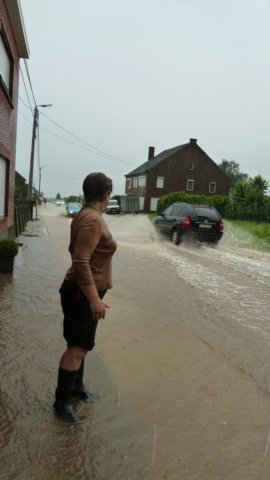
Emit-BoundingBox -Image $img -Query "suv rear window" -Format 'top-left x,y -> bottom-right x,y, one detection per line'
193,206 -> 219,220
171,205 -> 192,216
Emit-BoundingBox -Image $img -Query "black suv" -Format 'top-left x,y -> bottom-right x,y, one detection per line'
153,202 -> 224,245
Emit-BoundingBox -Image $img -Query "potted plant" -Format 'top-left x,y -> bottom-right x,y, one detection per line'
0,238 -> 19,273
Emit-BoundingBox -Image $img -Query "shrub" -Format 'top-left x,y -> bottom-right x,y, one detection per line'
157,192 -> 230,217
0,238 -> 19,257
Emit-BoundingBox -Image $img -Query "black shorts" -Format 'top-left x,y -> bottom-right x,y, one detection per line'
59,279 -> 106,351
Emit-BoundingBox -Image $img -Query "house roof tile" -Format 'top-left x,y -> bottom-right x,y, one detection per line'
125,143 -> 189,176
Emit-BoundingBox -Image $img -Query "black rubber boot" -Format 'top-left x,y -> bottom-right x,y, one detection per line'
72,359 -> 100,403
53,368 -> 81,424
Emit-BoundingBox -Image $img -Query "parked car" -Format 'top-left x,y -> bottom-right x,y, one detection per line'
55,199 -> 65,206
105,199 -> 120,214
153,202 -> 224,245
66,202 -> 82,217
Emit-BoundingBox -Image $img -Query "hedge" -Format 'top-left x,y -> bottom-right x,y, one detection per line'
157,192 -> 230,217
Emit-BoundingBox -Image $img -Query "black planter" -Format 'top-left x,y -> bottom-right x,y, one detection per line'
0,256 -> 15,273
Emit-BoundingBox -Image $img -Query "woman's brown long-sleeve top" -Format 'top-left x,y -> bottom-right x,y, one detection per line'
65,206 -> 117,291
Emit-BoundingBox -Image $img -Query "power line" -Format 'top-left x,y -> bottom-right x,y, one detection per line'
41,112 -> 135,166
19,59 -> 137,169
19,95 -> 33,112
18,107 -> 136,166
18,108 -> 32,123
40,125 -> 135,165
19,66 -> 34,113
45,168 -> 81,181
43,172 -> 81,185
23,59 -> 37,107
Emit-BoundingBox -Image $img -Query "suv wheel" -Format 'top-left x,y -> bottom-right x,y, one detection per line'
172,229 -> 182,245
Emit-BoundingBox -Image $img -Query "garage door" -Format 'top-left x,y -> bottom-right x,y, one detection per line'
0,157 -> 6,218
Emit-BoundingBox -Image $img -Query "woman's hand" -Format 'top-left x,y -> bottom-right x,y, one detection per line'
90,297 -> 110,319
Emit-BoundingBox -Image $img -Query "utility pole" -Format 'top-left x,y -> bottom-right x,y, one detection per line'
38,165 -> 46,197
27,104 -> 53,200
27,106 -> 38,200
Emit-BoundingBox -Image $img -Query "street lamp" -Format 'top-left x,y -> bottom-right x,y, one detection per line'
38,165 -> 46,197
27,104 -> 53,200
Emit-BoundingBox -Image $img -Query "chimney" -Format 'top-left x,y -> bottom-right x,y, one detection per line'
190,138 -> 197,145
148,146 -> 155,160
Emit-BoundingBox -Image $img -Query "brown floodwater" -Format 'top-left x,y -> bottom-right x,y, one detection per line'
1,203 -> 270,480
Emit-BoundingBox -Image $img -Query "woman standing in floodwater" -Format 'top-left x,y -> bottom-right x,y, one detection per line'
53,172 -> 117,424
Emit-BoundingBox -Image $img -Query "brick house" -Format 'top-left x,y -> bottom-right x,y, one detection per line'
125,138 -> 230,212
0,0 -> 29,239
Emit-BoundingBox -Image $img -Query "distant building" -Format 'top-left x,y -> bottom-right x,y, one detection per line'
125,138 -> 230,212
0,0 -> 29,238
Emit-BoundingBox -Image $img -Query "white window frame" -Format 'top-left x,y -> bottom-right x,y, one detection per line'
138,176 -> 145,187
0,34 -> 10,91
127,178 -> 132,189
156,176 -> 164,188
186,179 -> 194,192
209,182 -> 216,194
150,197 -> 159,211
133,177 -> 138,188
0,157 -> 6,218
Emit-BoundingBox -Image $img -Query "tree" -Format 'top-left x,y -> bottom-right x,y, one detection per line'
66,195 -> 81,203
229,175 -> 269,221
219,160 -> 249,187
14,183 -> 28,202
246,175 -> 269,222
56,193 -> 62,199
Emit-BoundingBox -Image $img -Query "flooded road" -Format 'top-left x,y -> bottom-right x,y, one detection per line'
1,203 -> 270,479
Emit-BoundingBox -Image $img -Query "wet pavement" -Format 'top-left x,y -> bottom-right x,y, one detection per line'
0,207 -> 154,479
1,203 -> 270,479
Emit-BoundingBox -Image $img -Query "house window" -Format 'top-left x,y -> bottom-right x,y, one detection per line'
188,161 -> 194,170
0,34 -> 11,92
186,179 -> 194,192
127,178 -> 132,188
138,176 -> 145,187
0,157 -> 7,218
156,176 -> 164,188
133,177 -> 138,188
150,197 -> 158,211
209,182 -> 216,194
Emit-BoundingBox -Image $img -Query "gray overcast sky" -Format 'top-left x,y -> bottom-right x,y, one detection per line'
16,0 -> 270,198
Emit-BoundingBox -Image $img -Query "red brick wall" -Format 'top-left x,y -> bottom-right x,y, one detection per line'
0,0 -> 20,237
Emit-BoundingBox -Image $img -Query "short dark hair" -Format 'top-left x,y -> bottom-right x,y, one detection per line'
83,172 -> 112,202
